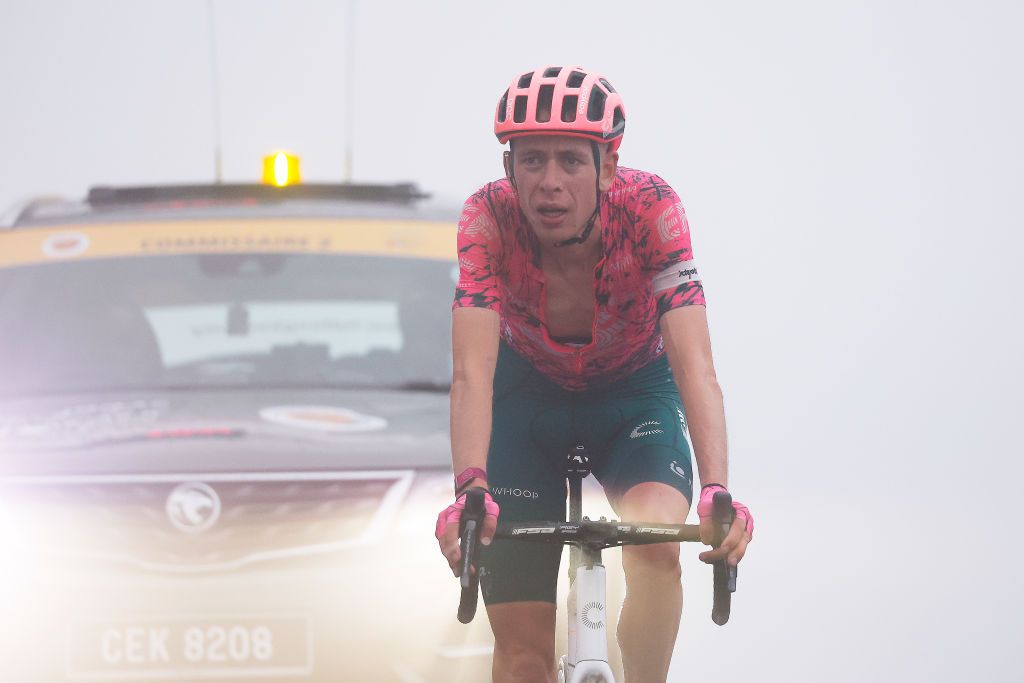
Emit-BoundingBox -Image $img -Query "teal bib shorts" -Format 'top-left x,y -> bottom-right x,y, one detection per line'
479,341 -> 694,605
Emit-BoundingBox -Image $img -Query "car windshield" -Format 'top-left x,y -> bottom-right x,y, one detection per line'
0,252 -> 455,397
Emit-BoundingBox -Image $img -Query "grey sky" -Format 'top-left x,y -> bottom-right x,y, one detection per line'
2,1 -> 1022,680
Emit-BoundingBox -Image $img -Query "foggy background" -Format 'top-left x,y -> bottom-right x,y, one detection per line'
2,1 -> 1021,680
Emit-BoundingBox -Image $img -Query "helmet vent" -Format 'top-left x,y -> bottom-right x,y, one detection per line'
599,78 -> 616,93
586,85 -> 606,122
518,72 -> 534,89
567,71 -> 586,89
497,89 -> 509,123
513,95 -> 528,123
537,85 -> 554,123
561,95 -> 578,123
543,66 -> 562,78
613,106 -> 625,131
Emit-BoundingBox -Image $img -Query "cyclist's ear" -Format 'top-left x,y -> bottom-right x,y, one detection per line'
598,145 -> 618,193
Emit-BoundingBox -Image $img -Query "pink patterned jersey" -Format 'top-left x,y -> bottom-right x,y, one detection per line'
453,168 -> 705,391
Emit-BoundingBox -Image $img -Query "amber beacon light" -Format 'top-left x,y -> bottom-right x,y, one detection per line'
261,150 -> 302,187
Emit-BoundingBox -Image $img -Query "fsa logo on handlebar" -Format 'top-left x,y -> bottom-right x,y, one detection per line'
637,527 -> 677,535
512,527 -> 557,535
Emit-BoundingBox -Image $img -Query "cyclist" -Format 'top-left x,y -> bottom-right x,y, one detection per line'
436,66 -> 754,683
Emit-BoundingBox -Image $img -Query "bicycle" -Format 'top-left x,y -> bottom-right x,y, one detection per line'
455,443 -> 738,683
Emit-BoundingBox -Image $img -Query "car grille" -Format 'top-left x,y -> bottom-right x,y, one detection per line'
0,471 -> 413,573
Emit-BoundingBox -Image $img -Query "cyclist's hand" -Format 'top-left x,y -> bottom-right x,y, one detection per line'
696,484 -> 753,568
435,488 -> 499,577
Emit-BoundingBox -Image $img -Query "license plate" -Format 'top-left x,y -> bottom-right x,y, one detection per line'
66,614 -> 312,680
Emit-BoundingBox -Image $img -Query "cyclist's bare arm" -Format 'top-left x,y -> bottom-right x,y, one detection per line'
660,306 -> 749,565
451,307 -> 499,484
439,307 -> 501,572
659,306 -> 727,485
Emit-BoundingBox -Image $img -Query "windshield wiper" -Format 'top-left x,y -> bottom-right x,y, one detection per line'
377,381 -> 451,393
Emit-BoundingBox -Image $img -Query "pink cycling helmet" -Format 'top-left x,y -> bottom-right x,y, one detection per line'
494,66 -> 626,152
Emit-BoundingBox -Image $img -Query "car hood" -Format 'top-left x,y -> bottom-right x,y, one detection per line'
0,388 -> 451,475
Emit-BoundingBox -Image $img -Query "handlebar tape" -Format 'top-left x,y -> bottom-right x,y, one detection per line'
711,490 -> 737,626
456,488 -> 486,624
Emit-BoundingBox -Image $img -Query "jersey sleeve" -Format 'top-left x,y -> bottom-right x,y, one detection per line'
452,189 -> 502,313
640,176 -> 707,316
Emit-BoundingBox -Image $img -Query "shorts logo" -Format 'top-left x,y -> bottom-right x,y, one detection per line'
492,487 -> 540,500
629,420 -> 663,439
670,461 -> 689,481
676,407 -> 688,432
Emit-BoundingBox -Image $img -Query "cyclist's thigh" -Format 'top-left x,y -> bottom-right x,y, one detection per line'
480,342 -> 569,606
584,356 -> 695,512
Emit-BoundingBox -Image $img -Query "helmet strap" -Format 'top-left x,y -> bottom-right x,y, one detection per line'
503,150 -> 517,190
553,203 -> 599,248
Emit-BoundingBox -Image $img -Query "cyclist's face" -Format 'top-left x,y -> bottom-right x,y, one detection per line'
506,136 -> 617,246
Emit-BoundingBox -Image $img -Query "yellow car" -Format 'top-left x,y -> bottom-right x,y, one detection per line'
0,174 -> 503,681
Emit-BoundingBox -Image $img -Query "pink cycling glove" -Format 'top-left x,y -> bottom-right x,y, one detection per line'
435,488 -> 500,543
697,484 -> 754,538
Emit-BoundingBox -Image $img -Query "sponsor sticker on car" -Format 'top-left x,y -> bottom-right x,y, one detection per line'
259,405 -> 387,432
0,219 -> 455,269
41,231 -> 91,258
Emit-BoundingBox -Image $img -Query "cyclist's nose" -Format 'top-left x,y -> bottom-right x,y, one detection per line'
538,160 -> 565,193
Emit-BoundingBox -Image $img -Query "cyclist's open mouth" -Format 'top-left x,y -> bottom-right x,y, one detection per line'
536,206 -> 569,226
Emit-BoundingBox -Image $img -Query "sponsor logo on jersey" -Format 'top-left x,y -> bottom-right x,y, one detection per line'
657,203 -> 689,242
651,259 -> 700,293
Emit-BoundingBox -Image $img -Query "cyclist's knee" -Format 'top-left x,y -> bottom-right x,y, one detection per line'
617,482 -> 686,580
487,602 -> 556,681
616,481 -> 690,524
623,541 -> 681,579
492,642 -> 555,682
